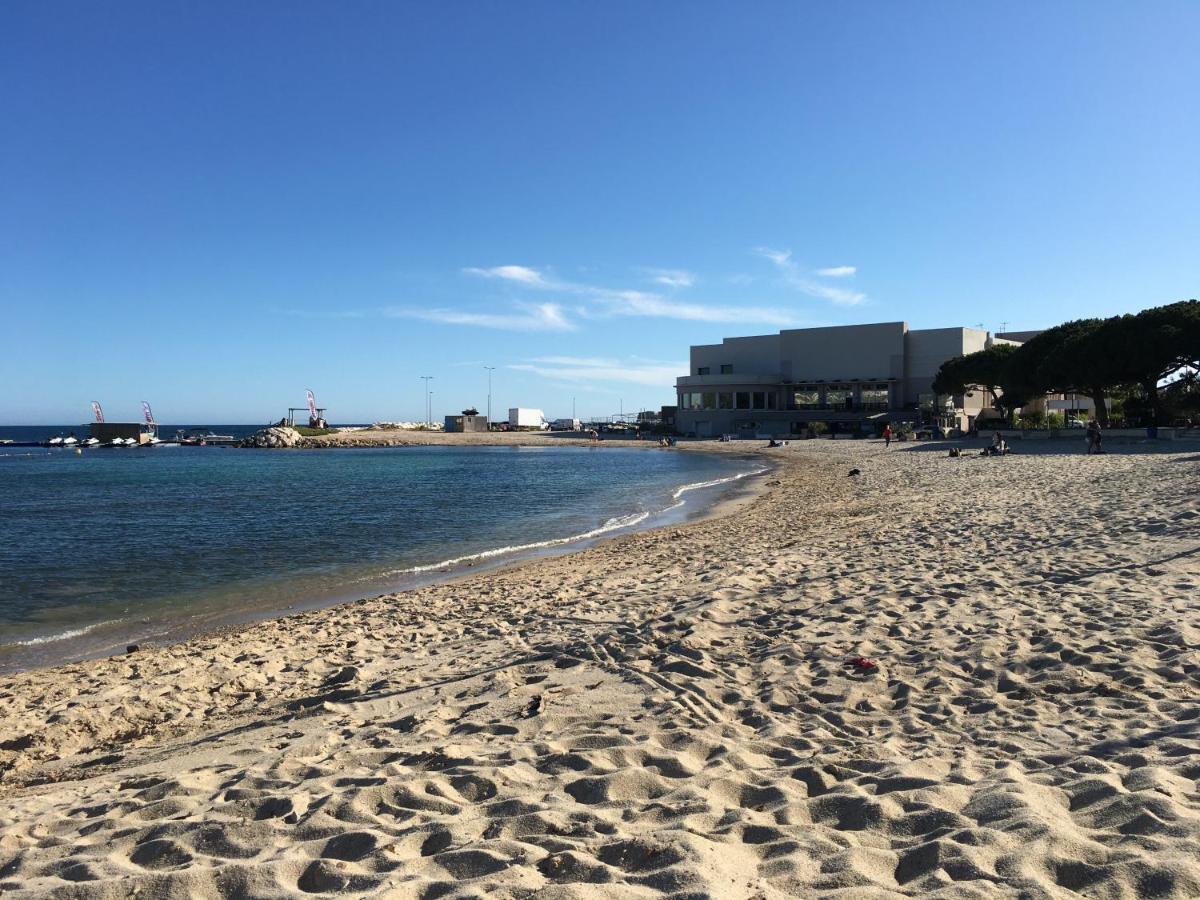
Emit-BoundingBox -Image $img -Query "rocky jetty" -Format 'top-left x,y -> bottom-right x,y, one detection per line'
241,426 -> 303,448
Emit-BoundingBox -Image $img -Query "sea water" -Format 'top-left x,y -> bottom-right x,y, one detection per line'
0,442 -> 760,669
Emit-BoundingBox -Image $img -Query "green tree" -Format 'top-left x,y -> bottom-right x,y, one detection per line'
1008,318 -> 1116,426
1098,300 -> 1200,424
931,344 -> 1019,416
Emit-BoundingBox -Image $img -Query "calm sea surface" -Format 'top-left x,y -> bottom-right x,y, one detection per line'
0,436 -> 758,669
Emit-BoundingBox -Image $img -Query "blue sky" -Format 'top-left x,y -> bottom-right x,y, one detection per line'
2,2 -> 1197,424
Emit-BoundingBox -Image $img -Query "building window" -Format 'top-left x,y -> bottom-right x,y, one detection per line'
861,383 -> 889,410
792,387 -> 821,409
826,384 -> 854,410
702,391 -> 716,409
718,392 -> 733,409
720,364 -> 733,374
735,391 -> 751,409
697,367 -> 710,376
767,392 -> 778,410
752,391 -> 766,409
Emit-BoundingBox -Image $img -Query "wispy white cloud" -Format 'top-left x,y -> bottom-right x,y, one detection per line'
460,264 -> 798,326
597,289 -> 796,325
800,281 -> 866,305
511,355 -> 685,388
642,267 -> 696,289
389,302 -> 574,332
462,265 -> 549,287
754,247 -> 793,267
816,265 -> 856,278
754,247 -> 866,306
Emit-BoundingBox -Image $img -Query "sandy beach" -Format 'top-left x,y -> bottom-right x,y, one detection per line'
1,439 -> 1198,898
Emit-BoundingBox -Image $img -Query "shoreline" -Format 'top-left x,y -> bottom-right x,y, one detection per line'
0,444 -> 773,674
1,441 -> 1197,898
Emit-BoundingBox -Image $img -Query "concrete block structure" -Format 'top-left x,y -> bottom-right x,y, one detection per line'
443,415 -> 489,433
675,321 -> 1009,437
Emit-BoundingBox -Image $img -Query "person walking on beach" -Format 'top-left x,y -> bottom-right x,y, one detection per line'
1086,419 -> 1103,454
883,424 -> 893,448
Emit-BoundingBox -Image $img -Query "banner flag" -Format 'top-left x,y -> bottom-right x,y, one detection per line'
307,389 -> 317,420
142,401 -> 154,424
91,401 -> 104,423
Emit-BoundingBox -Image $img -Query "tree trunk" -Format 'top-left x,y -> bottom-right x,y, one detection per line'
1143,379 -> 1160,426
1089,388 -> 1108,427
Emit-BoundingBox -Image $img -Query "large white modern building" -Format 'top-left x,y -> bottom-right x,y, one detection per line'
675,321 -> 1011,437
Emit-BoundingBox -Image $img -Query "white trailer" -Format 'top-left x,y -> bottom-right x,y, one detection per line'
508,408 -> 548,430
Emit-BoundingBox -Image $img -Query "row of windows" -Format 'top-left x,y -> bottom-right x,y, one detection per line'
792,383 -> 890,411
681,384 -> 892,412
695,364 -> 735,376
680,391 -> 779,411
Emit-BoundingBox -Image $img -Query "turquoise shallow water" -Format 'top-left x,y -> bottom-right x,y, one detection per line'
0,443 -> 758,668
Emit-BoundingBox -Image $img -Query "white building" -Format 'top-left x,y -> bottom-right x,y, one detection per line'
675,321 -> 1012,437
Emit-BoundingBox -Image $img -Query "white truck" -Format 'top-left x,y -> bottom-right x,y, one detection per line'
551,417 -> 583,432
508,408 -> 549,430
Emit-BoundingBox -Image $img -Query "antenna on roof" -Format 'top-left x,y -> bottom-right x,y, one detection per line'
1000,321 -> 1009,334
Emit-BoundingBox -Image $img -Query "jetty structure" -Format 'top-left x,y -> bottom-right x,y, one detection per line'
284,389 -> 327,428
88,400 -> 159,445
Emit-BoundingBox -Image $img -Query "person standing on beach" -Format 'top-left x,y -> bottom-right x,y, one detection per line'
1086,420 -> 1103,454
883,424 -> 893,448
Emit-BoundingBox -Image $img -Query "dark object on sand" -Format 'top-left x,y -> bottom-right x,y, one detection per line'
126,644 -> 139,654
525,695 -> 544,718
948,448 -> 961,457
847,468 -> 861,477
845,656 -> 878,672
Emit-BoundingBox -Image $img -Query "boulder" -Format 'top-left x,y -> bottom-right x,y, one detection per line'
242,426 -> 303,449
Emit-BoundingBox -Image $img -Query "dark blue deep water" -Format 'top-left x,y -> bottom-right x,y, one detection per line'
0,441 -> 758,667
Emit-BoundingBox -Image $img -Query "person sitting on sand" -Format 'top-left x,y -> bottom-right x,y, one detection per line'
985,431 -> 1009,456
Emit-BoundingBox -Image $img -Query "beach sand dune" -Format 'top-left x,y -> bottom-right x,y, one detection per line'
1,441 -> 1198,897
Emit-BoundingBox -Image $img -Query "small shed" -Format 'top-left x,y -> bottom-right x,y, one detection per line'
444,414 -> 489,433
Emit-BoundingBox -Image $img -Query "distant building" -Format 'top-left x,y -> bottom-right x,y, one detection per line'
675,321 -> 1018,437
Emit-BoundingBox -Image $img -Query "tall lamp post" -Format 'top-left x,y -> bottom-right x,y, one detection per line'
421,376 -> 433,428
484,366 -> 495,426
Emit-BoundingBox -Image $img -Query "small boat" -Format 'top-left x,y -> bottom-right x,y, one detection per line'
47,436 -> 64,446
62,436 -> 78,446
81,437 -> 100,446
176,429 -> 238,446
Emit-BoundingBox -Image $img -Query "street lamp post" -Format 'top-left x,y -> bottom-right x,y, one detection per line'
420,376 -> 433,428
484,366 -> 495,426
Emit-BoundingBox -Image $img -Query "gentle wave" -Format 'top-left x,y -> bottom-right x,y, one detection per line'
671,466 -> 768,500
373,466 -> 766,579
6,619 -> 121,647
373,509 -> 652,577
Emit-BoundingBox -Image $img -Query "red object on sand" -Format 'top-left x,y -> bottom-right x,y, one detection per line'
846,656 -> 878,671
